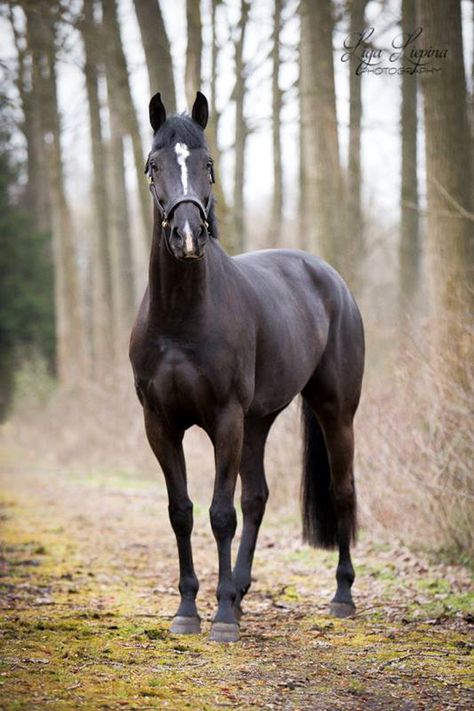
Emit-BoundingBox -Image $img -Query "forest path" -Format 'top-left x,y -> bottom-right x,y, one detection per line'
0,462 -> 473,710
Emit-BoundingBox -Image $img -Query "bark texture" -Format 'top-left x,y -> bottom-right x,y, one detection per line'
185,0 -> 203,108
418,0 -> 473,383
82,0 -> 115,364
232,0 -> 250,253
347,0 -> 367,288
102,0 -> 152,243
299,0 -> 345,271
133,0 -> 176,111
270,0 -> 283,246
25,2 -> 86,381
207,0 -> 230,250
10,2 -> 51,233
399,0 -> 420,311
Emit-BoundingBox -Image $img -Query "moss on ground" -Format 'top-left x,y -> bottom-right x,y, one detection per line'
0,467 -> 473,710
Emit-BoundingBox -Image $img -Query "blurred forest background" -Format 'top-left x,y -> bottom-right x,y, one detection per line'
0,0 -> 472,559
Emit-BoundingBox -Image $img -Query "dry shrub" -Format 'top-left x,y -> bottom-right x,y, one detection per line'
2,316 -> 472,561
356,316 -> 473,560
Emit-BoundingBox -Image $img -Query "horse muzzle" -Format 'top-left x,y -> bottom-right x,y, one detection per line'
169,223 -> 207,261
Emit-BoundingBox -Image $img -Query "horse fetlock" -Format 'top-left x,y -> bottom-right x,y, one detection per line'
232,569 -> 251,597
178,574 -> 199,597
336,562 -> 355,587
216,579 -> 237,603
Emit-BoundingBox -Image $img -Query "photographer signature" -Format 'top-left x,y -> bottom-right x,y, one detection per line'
341,27 -> 447,75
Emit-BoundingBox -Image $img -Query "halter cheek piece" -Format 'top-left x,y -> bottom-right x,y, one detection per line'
145,155 -> 215,233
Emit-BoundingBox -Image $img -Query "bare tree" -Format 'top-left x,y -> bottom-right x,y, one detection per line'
418,0 -> 473,384
23,2 -> 86,381
207,0 -> 230,248
102,0 -> 152,243
299,0 -> 345,270
233,0 -> 250,252
81,0 -> 115,364
346,0 -> 367,288
269,0 -> 283,246
399,0 -> 419,313
103,62 -> 136,332
133,0 -> 176,111
9,2 -> 51,234
185,0 -> 202,108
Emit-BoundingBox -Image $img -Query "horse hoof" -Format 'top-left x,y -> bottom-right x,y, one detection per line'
233,604 -> 243,622
170,616 -> 201,634
209,622 -> 240,643
330,601 -> 356,618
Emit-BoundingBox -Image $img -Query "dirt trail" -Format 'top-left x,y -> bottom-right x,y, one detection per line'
0,463 -> 473,710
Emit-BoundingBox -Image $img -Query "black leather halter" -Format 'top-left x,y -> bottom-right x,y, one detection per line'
145,155 -> 214,233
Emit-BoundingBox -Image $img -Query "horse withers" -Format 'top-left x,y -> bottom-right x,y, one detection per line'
129,91 -> 365,643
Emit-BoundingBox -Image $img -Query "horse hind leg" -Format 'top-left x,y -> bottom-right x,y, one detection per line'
301,394 -> 357,618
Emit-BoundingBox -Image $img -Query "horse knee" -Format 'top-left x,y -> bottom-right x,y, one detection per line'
209,502 -> 237,539
241,486 -> 268,525
169,499 -> 193,537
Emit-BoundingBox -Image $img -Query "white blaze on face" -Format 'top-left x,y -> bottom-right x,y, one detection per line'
183,220 -> 194,254
175,142 -> 190,194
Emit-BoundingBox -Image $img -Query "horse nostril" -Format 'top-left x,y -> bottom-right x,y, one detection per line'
172,227 -> 184,246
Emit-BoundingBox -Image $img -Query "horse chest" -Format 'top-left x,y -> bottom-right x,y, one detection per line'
137,342 -> 219,426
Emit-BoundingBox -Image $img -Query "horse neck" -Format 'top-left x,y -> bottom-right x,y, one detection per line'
148,223 -> 221,327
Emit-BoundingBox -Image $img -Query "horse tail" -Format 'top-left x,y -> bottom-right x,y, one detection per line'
300,399 -> 338,549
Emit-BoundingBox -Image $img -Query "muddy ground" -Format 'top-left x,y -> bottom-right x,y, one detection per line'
0,461 -> 473,710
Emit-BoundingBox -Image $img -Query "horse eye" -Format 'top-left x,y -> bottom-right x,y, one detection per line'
207,161 -> 215,183
150,161 -> 158,172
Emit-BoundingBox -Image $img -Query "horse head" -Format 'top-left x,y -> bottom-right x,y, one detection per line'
145,91 -> 215,261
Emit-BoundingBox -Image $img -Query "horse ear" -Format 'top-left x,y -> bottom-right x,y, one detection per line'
191,91 -> 209,130
149,92 -> 166,132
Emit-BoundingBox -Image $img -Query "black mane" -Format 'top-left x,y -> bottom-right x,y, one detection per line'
151,114 -> 219,240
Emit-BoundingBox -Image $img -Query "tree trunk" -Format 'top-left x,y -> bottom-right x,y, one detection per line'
207,0 -> 230,249
399,0 -> 419,313
81,0 -> 115,366
298,30 -> 308,247
104,73 -> 136,335
185,0 -> 202,109
269,0 -> 283,247
10,2 -> 51,234
347,0 -> 367,289
233,0 -> 250,253
418,0 -> 473,385
102,0 -> 152,243
133,0 -> 176,111
28,3 -> 86,382
299,0 -> 345,270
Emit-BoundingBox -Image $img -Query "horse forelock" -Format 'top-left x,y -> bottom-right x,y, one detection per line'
152,114 -> 208,151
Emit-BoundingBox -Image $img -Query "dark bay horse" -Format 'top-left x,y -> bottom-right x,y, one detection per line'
129,91 -> 364,643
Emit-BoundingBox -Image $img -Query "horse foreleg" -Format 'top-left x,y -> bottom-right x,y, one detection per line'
209,405 -> 244,643
232,416 -> 272,620
144,408 -> 201,634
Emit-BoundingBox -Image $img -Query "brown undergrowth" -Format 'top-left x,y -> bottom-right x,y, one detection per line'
0,461 -> 473,710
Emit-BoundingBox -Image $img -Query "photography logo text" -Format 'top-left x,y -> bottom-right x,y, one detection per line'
341,27 -> 448,76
